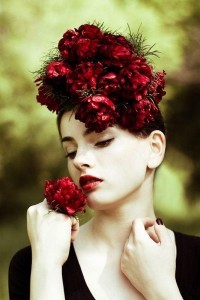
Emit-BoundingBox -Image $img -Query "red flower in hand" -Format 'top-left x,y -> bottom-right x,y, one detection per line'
44,177 -> 87,216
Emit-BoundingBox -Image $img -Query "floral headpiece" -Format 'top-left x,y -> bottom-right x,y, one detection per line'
35,23 -> 166,133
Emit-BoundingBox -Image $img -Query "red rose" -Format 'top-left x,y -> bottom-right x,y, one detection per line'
75,95 -> 118,132
44,177 -> 87,215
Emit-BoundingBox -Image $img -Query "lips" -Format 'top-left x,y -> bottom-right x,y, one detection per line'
79,175 -> 103,191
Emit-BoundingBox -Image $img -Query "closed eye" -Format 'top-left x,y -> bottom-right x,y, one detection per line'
95,138 -> 114,147
65,151 -> 77,159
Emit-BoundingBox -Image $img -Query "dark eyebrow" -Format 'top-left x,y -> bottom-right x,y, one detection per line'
61,128 -> 94,143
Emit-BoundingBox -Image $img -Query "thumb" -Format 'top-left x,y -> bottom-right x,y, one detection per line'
154,218 -> 168,245
70,216 -> 80,242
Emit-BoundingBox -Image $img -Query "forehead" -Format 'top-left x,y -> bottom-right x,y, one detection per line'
60,111 -> 116,141
59,111 -> 133,141
60,111 -> 86,137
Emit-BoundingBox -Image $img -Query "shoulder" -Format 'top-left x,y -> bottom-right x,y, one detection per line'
9,246 -> 32,300
174,230 -> 200,264
9,245 -> 32,271
9,246 -> 32,273
174,231 -> 200,251
174,231 -> 200,299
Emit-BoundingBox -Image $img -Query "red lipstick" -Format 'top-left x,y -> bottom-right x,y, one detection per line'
79,175 -> 103,192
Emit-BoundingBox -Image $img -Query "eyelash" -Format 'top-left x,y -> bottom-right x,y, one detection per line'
65,138 -> 114,160
65,151 -> 77,159
95,138 -> 114,147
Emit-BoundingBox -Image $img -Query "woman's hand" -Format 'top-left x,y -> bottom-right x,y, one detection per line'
27,199 -> 79,299
121,218 -> 182,300
27,199 -> 79,266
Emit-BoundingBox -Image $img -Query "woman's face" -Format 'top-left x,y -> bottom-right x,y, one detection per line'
60,111 -> 153,210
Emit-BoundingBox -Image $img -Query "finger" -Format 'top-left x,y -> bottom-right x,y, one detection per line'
148,230 -> 160,243
70,216 -> 80,242
154,218 -> 168,245
132,217 -> 155,241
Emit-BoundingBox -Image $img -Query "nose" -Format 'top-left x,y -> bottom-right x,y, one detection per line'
73,149 -> 93,171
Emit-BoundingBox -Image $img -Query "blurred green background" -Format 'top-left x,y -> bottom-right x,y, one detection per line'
1,0 -> 200,298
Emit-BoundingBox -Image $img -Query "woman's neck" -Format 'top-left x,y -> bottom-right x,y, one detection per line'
80,193 -> 156,253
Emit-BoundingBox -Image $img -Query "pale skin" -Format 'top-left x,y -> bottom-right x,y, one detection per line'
27,111 -> 183,300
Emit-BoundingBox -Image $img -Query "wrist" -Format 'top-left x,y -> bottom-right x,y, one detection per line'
32,252 -> 64,270
31,245 -> 68,267
144,279 -> 183,300
30,261 -> 65,300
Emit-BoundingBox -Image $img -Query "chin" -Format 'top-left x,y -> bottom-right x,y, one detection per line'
86,194 -> 120,211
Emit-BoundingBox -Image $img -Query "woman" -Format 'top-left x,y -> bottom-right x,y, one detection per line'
9,23 -> 200,300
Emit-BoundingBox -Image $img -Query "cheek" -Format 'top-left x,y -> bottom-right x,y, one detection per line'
108,145 -> 148,178
67,163 -> 78,184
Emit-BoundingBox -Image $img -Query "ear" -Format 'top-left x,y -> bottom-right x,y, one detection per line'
147,130 -> 166,169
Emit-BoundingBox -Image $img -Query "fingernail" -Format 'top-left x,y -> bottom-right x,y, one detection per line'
156,218 -> 163,225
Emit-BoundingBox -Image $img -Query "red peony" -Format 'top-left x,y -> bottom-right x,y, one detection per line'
58,24 -> 103,62
68,62 -> 103,97
75,95 -> 118,132
75,38 -> 99,60
46,61 -> 72,79
119,57 -> 153,100
133,100 -> 158,129
99,33 -> 134,66
58,29 -> 79,60
118,99 -> 158,131
35,23 -> 167,132
36,85 -> 61,113
77,24 -> 103,39
149,71 -> 166,103
44,177 -> 87,216
98,72 -> 121,100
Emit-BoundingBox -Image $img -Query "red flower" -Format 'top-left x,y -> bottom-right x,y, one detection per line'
36,23 -> 167,132
101,33 -> 133,52
75,95 -> 118,132
98,72 -> 121,100
133,100 -> 158,129
69,62 -> 103,97
58,29 -> 79,60
44,177 -> 87,215
36,85 -> 61,113
99,33 -> 134,66
75,38 -> 99,60
149,71 -> 166,103
118,99 -> 158,131
46,61 -> 71,79
119,57 -> 153,100
77,24 -> 103,39
58,24 -> 103,62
